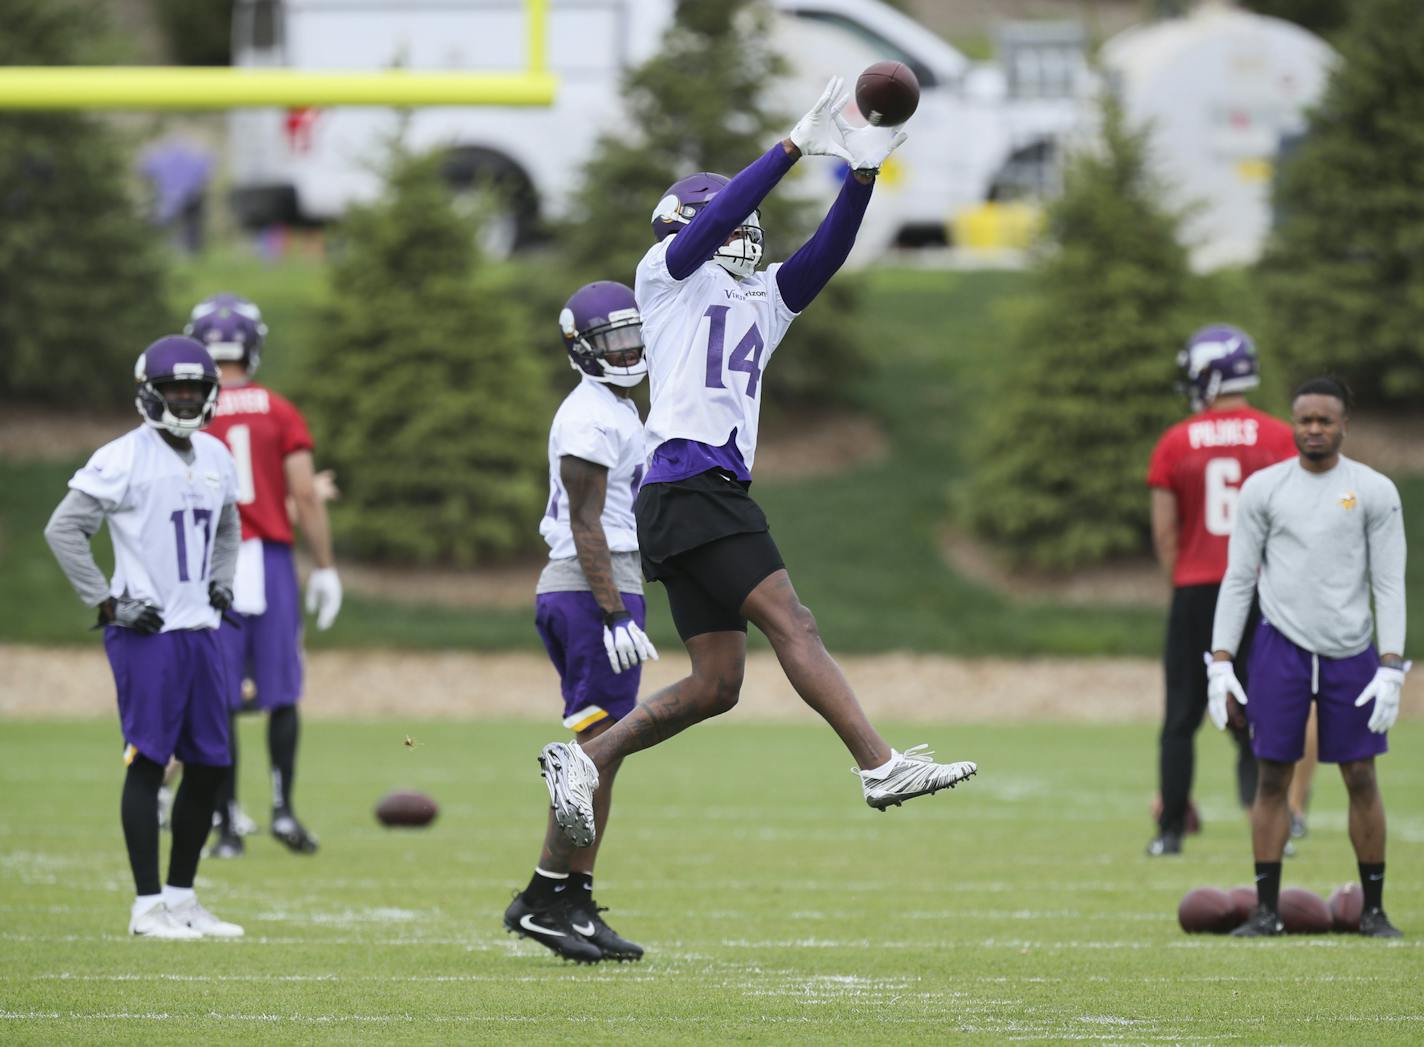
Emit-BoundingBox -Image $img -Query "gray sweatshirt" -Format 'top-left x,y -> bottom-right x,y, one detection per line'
1212,454 -> 1407,659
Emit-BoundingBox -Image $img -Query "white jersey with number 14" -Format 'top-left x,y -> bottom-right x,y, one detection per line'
635,237 -> 798,470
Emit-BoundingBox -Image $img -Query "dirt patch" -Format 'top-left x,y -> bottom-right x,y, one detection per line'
4,644 -> 1421,725
940,527 -> 1168,608
1344,415 -> 1424,476
0,405 -> 133,461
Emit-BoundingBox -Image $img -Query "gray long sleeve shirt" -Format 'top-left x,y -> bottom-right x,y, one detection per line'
1212,455 -> 1407,659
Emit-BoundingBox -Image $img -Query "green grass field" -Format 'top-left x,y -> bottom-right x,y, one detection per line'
2,717 -> 1420,1044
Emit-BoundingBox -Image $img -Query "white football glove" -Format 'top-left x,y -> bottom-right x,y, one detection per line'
305,567 -> 343,631
603,610 -> 657,674
1206,658 -> 1248,731
1354,663 -> 1409,734
788,77 -> 854,163
832,108 -> 909,175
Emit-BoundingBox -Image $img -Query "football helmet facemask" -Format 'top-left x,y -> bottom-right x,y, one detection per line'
560,281 -> 647,388
651,172 -> 764,280
134,336 -> 220,438
1177,324 -> 1260,411
185,293 -> 268,375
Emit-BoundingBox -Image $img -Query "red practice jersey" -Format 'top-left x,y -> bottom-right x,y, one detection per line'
207,383 -> 315,544
1146,405 -> 1295,587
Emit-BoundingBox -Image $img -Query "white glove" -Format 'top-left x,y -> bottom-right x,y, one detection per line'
1206,658 -> 1248,731
602,610 -> 658,674
832,108 -> 909,175
1354,663 -> 1409,733
788,77 -> 854,163
305,567 -> 343,631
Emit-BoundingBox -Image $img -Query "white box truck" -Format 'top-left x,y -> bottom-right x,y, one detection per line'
229,0 -> 1088,261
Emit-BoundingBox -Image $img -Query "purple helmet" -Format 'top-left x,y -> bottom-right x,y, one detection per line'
651,172 -> 764,279
1177,324 -> 1260,411
559,282 -> 646,388
184,293 -> 268,375
134,335 -> 220,438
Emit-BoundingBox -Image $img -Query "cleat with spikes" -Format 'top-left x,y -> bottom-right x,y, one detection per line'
569,897 -> 643,962
504,891 -> 603,964
539,742 -> 599,848
1359,907 -> 1403,939
1231,904 -> 1284,937
271,810 -> 319,854
859,744 -> 977,811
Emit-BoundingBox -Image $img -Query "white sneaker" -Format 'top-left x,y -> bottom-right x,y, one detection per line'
129,901 -> 202,940
539,741 -> 599,848
859,744 -> 977,810
168,897 -> 245,938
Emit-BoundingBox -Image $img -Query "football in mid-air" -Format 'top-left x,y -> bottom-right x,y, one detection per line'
855,60 -> 920,126
1278,887 -> 1331,934
1177,886 -> 1237,933
374,789 -> 439,828
1328,883 -> 1363,932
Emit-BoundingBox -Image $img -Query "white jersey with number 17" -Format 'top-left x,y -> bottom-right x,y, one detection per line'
67,425 -> 240,631
635,237 -> 798,470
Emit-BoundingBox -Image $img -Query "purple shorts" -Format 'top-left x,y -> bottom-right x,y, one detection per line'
535,591 -> 645,731
1245,619 -> 1387,764
104,626 -> 231,767
218,541 -> 304,711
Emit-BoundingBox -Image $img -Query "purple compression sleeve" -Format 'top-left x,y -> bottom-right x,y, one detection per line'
775,173 -> 872,313
665,144 -> 797,281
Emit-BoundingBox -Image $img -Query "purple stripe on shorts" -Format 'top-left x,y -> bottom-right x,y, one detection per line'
1245,619 -> 1387,764
535,590 -> 645,728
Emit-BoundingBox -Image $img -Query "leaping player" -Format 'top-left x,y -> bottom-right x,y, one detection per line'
535,80 -> 977,877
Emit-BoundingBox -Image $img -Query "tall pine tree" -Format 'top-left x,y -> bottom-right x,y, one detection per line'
561,0 -> 869,408
1257,0 -> 1424,406
0,0 -> 170,406
964,98 -> 1200,570
299,146 -> 551,566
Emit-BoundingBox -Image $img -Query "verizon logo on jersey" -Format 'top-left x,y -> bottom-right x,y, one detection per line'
1188,417 -> 1259,449
216,388 -> 271,416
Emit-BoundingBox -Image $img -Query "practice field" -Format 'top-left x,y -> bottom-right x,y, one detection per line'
1,718 -> 1421,1045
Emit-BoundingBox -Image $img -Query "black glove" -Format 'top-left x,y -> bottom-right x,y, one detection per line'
208,582 -> 234,612
97,596 -> 165,635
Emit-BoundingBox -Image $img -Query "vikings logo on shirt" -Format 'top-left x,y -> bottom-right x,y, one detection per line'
1339,492 -> 1358,511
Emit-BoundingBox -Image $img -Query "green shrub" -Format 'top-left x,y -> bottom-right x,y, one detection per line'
149,0 -> 234,66
298,146 -> 552,566
559,0 -> 869,412
963,97 -> 1200,570
1257,0 -> 1424,405
0,0 -> 170,407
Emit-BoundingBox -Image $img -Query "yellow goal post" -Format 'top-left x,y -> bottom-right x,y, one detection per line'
0,0 -> 554,109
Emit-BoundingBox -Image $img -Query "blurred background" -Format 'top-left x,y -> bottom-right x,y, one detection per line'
1,0 -> 1420,671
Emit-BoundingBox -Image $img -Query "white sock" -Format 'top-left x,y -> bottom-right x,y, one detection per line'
162,885 -> 195,908
132,893 -> 163,920
862,751 -> 900,779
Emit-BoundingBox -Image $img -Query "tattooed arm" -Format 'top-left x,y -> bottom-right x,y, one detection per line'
561,455 -> 623,616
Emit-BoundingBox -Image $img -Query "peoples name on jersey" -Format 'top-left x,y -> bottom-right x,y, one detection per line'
1187,417 -> 1261,449
216,387 -> 272,417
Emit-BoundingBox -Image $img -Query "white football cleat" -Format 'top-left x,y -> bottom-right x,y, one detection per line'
168,897 -> 245,938
539,741 -> 599,848
859,744 -> 977,810
129,901 -> 202,940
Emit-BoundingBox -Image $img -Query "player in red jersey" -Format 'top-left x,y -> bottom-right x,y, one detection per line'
1145,325 -> 1296,856
188,294 -> 342,858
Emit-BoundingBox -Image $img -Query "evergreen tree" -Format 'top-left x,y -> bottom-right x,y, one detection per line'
1239,0 -> 1350,38
964,97 -> 1201,570
1257,0 -> 1424,405
0,0 -> 170,406
299,145 -> 552,566
561,0 -> 869,409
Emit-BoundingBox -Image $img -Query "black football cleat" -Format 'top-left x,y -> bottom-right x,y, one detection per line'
270,810 -> 319,854
206,829 -> 245,859
504,892 -> 603,964
1231,904 -> 1284,937
569,897 -> 644,962
1359,907 -> 1403,939
1145,832 -> 1182,857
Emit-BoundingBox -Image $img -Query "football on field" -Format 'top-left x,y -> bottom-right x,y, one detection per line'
1278,887 -> 1331,934
855,60 -> 920,126
1178,886 -> 1237,933
1228,885 -> 1257,925
1328,883 -> 1363,932
374,789 -> 439,828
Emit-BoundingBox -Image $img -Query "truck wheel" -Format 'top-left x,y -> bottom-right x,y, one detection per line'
440,148 -> 537,260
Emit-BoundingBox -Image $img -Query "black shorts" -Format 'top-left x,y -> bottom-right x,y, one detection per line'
635,471 -> 785,640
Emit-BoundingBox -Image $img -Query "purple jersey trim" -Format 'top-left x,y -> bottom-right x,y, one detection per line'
665,145 -> 797,281
776,172 -> 873,312
644,432 -> 751,484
